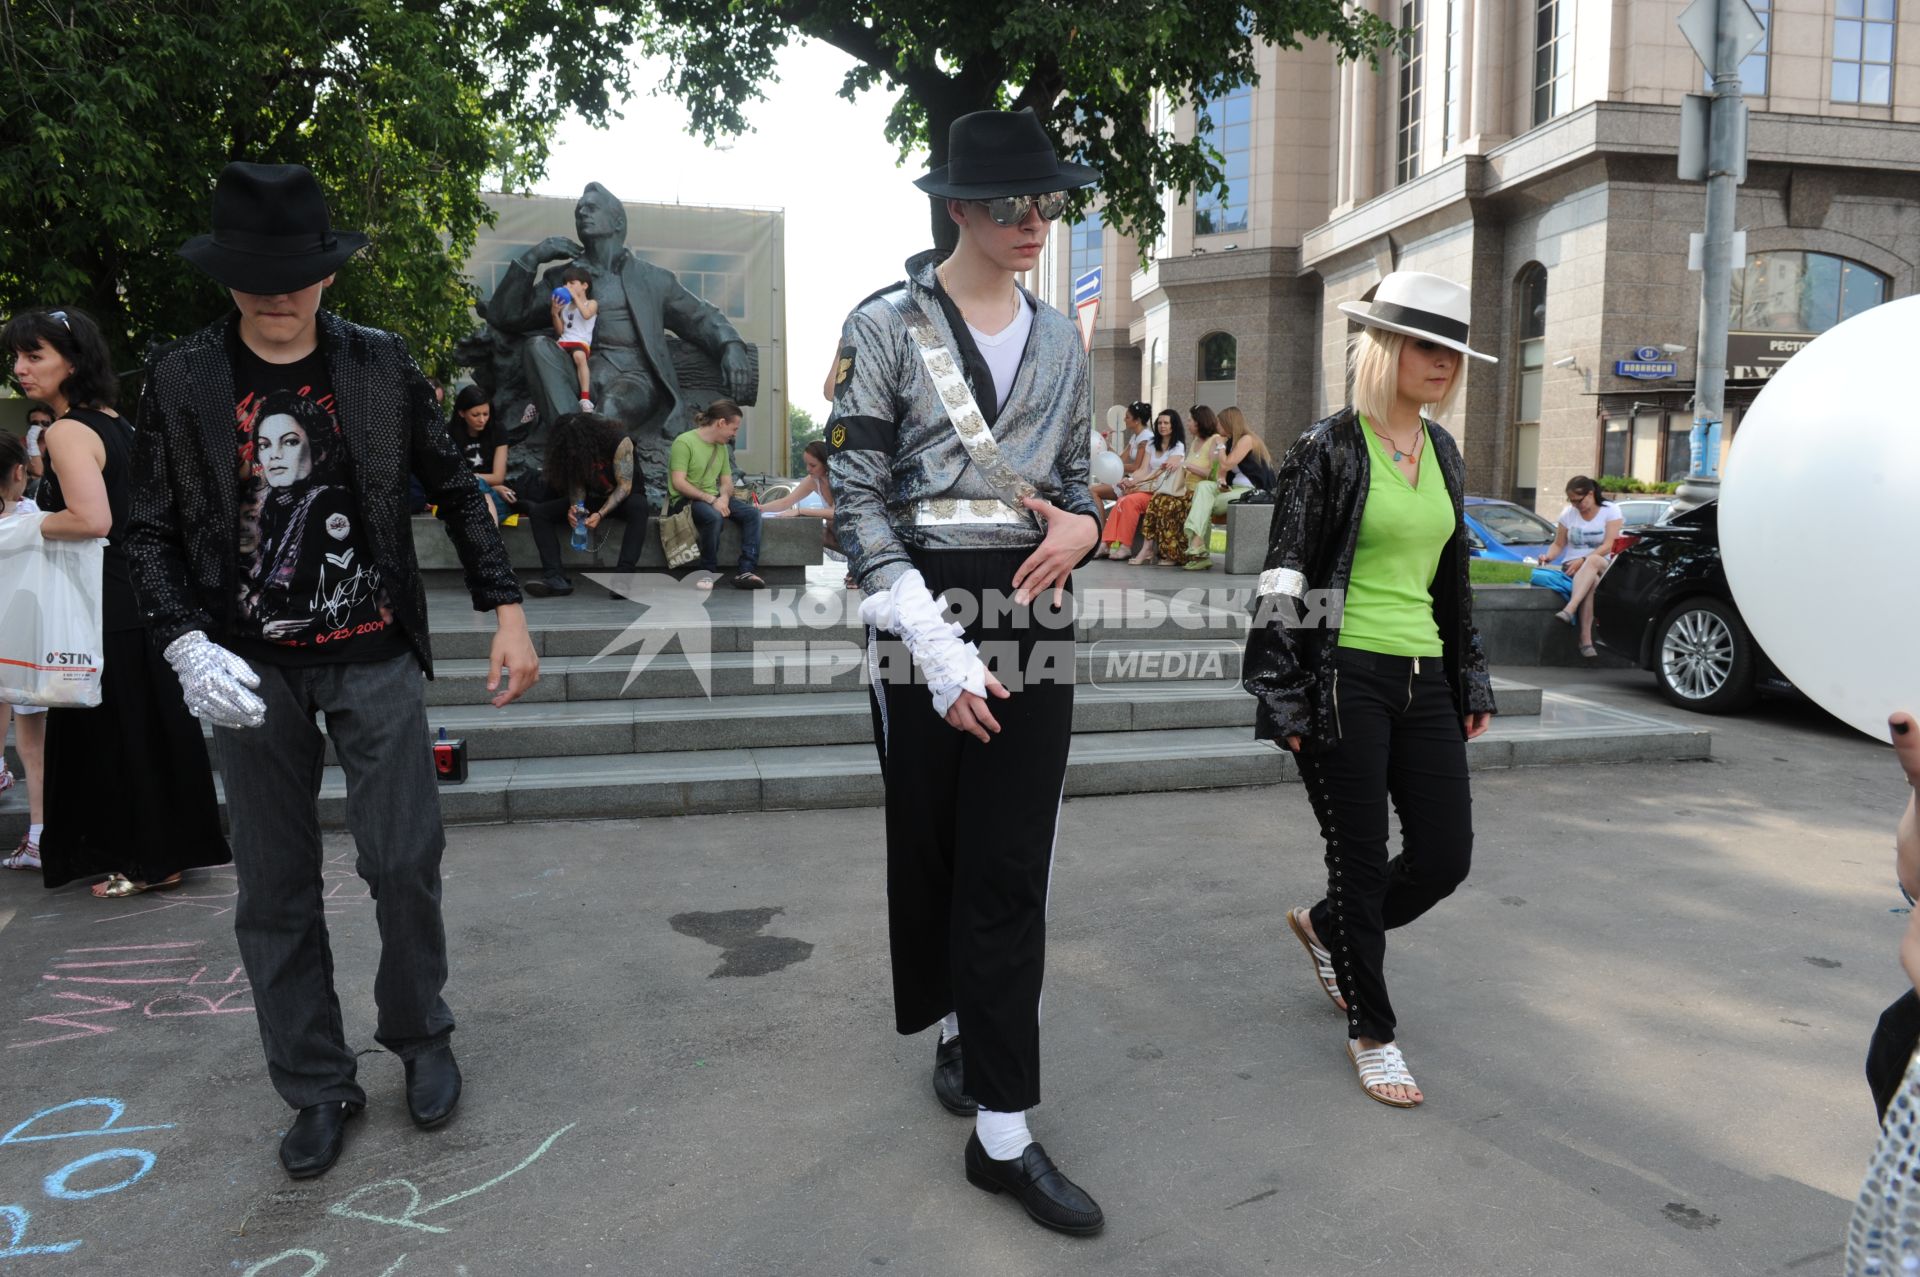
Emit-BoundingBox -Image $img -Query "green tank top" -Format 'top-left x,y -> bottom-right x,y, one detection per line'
1336,415 -> 1454,657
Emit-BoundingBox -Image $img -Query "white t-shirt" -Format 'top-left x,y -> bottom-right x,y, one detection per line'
2,495 -> 38,518
25,425 -> 44,458
1557,501 -> 1623,556
557,296 -> 595,347
965,293 -> 1034,414
1142,441 -> 1185,473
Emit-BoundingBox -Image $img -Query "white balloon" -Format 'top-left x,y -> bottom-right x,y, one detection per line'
1091,450 -> 1125,486
1720,295 -> 1920,742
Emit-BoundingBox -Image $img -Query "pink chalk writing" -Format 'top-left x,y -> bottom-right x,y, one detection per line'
11,942 -> 253,1050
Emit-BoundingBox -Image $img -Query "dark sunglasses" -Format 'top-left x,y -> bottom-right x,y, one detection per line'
975,192 -> 1068,227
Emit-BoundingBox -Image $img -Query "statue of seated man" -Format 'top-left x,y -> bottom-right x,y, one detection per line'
484,182 -> 757,494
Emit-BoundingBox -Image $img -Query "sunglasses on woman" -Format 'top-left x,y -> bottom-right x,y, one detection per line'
974,191 -> 1069,227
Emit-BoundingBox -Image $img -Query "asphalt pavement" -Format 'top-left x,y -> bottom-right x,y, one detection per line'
0,665 -> 1903,1276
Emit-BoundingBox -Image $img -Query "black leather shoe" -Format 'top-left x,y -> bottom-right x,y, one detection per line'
933,1037 -> 977,1116
964,1131 -> 1105,1236
280,1101 -> 361,1179
404,1044 -> 462,1128
524,576 -> 573,598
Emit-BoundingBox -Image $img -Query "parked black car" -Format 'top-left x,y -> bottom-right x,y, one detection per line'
1590,500 -> 1794,714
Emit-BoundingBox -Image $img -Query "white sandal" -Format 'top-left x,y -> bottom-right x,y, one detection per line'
0,765 -> 14,795
1287,908 -> 1346,1011
2,836 -> 40,871
1347,1040 -> 1421,1109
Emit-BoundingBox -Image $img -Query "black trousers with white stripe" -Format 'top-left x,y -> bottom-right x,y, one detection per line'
1298,647 -> 1474,1045
869,547 -> 1075,1114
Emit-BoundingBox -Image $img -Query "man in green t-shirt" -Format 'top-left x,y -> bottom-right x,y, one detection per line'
669,398 -> 763,589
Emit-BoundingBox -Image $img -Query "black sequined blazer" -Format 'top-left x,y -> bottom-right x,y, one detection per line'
125,312 -> 521,674
1242,407 -> 1496,751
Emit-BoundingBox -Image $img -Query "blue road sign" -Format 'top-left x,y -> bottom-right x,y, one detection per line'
1073,268 -> 1102,307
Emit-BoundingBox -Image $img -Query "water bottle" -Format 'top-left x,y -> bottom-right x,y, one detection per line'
571,502 -> 590,551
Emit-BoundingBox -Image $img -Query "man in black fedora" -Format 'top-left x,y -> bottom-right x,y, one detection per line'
827,108 -> 1107,1235
126,161 -> 539,1179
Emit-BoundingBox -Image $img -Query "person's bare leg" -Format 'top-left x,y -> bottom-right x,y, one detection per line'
571,349 -> 592,400
17,713 -> 45,827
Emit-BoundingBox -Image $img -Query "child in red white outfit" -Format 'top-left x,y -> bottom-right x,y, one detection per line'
550,266 -> 599,412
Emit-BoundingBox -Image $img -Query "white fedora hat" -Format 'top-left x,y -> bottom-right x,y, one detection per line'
1337,271 -> 1497,363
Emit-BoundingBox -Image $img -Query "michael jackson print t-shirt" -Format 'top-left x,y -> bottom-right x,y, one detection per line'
229,333 -> 407,665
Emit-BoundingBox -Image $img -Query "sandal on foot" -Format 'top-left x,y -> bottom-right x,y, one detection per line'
731,572 -> 768,590
1579,643 -> 1598,658
2,837 -> 40,871
1287,908 -> 1346,1011
1347,1040 -> 1421,1109
0,765 -> 13,795
90,872 -> 184,899
1552,609 -> 1574,625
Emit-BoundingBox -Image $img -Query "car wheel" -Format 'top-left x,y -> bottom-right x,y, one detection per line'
1653,597 -> 1756,714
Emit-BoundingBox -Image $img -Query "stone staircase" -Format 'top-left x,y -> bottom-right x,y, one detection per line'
0,563 -> 1711,835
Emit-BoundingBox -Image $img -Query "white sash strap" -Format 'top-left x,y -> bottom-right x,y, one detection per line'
883,288 -> 1042,531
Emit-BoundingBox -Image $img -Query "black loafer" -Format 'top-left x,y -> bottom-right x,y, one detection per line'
963,1131 -> 1105,1236
524,577 -> 573,598
933,1037 -> 977,1116
404,1043 -> 462,1128
280,1101 -> 361,1179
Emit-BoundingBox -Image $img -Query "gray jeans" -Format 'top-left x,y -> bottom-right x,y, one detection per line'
210,652 -> 453,1110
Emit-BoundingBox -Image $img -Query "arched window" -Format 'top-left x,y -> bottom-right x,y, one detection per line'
1730,251 -> 1888,334
1199,332 -> 1237,382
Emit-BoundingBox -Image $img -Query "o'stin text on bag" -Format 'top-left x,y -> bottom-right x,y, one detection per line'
44,651 -> 95,666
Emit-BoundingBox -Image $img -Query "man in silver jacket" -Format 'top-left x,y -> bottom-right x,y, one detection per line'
827,108 -> 1107,1236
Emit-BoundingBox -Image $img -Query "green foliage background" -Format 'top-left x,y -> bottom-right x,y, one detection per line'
0,0 -> 646,385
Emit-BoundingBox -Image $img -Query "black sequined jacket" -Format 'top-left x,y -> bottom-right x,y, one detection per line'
126,312 -> 520,674
1242,407 -> 1496,750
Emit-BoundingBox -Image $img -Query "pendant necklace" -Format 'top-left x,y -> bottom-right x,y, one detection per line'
1374,422 -> 1422,464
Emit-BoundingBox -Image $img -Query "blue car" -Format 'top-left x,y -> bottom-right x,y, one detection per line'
1463,497 -> 1558,561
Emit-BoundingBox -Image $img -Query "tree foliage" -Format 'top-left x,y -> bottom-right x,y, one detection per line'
788,401 -> 822,474
0,0 -> 646,383
640,0 -> 1395,250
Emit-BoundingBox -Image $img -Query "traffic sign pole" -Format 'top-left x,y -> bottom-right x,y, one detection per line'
1675,0 -> 1763,507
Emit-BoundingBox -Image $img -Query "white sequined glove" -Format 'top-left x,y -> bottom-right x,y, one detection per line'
858,569 -> 989,718
162,631 -> 267,730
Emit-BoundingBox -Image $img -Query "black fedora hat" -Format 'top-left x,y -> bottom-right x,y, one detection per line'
914,108 -> 1099,200
178,162 -> 368,294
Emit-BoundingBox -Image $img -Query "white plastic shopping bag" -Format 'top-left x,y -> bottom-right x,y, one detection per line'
0,511 -> 104,707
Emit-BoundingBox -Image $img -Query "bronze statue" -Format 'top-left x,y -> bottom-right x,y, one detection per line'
472,183 -> 758,500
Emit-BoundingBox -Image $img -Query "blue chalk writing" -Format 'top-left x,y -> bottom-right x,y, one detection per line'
0,1203 -> 82,1258
328,1123 -> 577,1235
239,1249 -> 407,1276
41,1149 -> 155,1201
1,1097 -> 175,1146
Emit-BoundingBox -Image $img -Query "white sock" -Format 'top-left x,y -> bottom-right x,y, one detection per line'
27,823 -> 42,844
939,1012 -> 960,1044
975,1108 -> 1033,1161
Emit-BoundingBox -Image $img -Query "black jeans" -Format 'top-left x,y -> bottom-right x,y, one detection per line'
209,653 -> 452,1110
1297,647 -> 1474,1044
521,476 -> 652,580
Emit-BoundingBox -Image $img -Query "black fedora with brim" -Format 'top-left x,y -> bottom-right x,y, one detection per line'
178,162 -> 368,294
914,108 -> 1099,200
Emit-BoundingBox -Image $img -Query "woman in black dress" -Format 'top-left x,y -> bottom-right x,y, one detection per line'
3,306 -> 230,897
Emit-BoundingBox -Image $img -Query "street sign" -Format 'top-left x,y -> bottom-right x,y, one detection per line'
1073,267 -> 1102,307
1678,0 -> 1765,72
1076,299 -> 1100,352
1616,358 -> 1678,380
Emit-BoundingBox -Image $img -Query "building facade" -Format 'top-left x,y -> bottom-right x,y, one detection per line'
1036,0 -> 1920,511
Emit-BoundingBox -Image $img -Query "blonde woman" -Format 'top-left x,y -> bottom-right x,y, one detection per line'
1242,272 -> 1497,1109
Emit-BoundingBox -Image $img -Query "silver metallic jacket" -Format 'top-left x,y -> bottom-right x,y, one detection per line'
826,250 -> 1098,592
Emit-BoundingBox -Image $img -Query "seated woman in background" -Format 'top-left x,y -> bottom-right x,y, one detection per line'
761,441 -> 848,585
1102,408 -> 1184,562
449,384 -> 514,524
1178,405 -> 1274,566
1140,406 -> 1222,568
1092,401 -> 1152,506
1538,475 -> 1623,658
